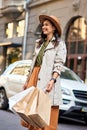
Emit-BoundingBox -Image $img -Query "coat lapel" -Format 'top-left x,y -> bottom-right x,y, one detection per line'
45,41 -> 54,52
35,44 -> 43,56
35,36 -> 56,55
45,36 -> 55,51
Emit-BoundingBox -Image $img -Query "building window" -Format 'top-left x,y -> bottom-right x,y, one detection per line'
67,17 -> 87,54
6,22 -> 14,38
7,47 -> 22,66
5,20 -> 25,38
66,17 -> 87,81
16,20 -> 25,37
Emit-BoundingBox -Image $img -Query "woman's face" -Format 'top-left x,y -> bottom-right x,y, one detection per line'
42,20 -> 55,36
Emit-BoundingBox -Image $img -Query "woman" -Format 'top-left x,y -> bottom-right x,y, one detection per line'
21,15 -> 67,130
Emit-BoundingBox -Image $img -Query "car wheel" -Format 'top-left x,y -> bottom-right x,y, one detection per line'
0,86 -> 9,110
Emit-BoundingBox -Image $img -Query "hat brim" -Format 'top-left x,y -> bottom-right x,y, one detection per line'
39,15 -> 61,37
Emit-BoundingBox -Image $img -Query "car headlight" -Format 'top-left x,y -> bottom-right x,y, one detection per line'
61,87 -> 71,96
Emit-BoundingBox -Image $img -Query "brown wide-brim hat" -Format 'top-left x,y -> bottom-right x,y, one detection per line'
39,15 -> 62,37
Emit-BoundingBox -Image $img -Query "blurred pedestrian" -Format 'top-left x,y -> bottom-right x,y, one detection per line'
21,14 -> 67,130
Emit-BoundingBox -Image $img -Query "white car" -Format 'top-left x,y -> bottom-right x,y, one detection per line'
0,60 -> 87,123
60,69 -> 87,123
0,60 -> 32,109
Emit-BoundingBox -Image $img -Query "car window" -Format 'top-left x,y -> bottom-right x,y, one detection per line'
10,63 -> 31,76
61,69 -> 82,82
3,62 -> 17,74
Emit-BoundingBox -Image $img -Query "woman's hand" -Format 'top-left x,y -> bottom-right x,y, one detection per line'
46,80 -> 54,92
46,72 -> 58,92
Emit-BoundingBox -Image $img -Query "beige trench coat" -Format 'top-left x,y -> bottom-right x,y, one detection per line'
29,37 -> 67,106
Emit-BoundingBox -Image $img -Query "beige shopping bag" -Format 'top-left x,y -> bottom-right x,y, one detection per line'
12,88 -> 51,128
9,86 -> 35,111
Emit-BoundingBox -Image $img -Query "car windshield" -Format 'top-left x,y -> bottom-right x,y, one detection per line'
3,62 -> 31,76
60,69 -> 82,82
3,63 -> 17,74
10,63 -> 31,76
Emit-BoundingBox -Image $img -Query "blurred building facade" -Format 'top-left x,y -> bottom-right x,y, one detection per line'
0,0 -> 87,82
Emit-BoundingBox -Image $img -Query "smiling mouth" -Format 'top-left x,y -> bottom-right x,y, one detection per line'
43,29 -> 47,33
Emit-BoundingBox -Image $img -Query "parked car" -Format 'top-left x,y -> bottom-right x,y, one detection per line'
60,69 -> 87,123
0,60 -> 87,123
0,60 -> 32,109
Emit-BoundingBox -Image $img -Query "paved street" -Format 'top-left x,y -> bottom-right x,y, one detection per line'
0,110 -> 87,130
0,110 -> 26,130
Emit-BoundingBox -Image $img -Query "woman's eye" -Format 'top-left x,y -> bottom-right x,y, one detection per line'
42,23 -> 48,27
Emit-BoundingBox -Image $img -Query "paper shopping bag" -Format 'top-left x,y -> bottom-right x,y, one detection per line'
9,86 -> 35,111
12,88 -> 51,128
27,89 -> 51,128
13,87 -> 38,127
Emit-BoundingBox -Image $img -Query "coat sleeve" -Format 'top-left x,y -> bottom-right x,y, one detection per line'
52,40 -> 67,75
